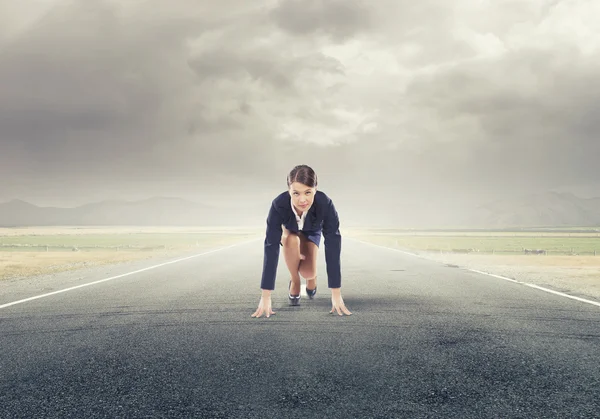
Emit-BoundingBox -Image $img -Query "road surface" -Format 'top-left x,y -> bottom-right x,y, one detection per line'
1,237 -> 599,418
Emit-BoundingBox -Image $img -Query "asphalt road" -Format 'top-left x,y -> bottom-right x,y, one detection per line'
1,237 -> 599,418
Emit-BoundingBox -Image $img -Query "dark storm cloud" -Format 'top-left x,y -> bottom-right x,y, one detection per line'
0,1 -> 289,184
0,1 -> 199,167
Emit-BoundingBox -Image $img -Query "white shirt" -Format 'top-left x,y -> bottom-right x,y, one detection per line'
291,198 -> 308,230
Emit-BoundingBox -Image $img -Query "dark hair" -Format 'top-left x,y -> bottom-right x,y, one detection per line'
287,165 -> 318,188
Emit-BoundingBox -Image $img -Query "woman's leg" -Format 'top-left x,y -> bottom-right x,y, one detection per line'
298,236 -> 318,291
281,228 -> 319,295
281,227 -> 303,296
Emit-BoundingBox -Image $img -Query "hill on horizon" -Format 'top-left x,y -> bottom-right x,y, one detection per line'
0,196 -> 265,227
1,191 -> 599,229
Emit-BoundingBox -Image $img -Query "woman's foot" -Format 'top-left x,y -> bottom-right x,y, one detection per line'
306,276 -> 317,298
288,279 -> 301,306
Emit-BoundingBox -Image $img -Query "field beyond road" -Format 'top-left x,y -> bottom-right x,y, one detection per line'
0,226 -> 262,281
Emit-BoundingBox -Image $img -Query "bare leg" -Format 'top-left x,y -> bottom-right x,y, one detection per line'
299,236 -> 318,291
281,228 -> 302,296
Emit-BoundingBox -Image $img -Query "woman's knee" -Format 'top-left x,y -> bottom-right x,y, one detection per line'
281,232 -> 300,248
299,264 -> 317,279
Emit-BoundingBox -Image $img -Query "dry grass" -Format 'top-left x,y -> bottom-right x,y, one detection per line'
0,250 -> 162,280
0,226 -> 262,281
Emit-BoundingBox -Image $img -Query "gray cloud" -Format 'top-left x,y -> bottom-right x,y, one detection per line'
401,41 -> 600,192
1,0 -> 599,223
270,0 -> 371,42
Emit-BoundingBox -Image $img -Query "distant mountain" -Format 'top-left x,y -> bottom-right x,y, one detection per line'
464,191 -> 600,228
2,191 -> 599,228
0,197 -> 267,227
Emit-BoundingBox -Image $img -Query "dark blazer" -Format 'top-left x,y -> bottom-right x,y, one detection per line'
260,190 -> 342,290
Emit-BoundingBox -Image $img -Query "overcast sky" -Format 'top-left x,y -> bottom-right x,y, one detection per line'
1,0 -> 599,223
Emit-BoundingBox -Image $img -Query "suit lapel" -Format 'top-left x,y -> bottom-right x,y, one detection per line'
276,195 -> 297,231
303,204 -> 318,231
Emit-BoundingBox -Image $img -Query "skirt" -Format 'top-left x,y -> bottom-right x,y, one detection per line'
280,225 -> 321,248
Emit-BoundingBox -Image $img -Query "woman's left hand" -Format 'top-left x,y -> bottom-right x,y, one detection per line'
330,288 -> 352,316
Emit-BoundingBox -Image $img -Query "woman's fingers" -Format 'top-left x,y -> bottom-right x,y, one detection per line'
330,300 -> 352,316
252,305 -> 265,318
251,301 -> 276,318
256,297 -> 352,318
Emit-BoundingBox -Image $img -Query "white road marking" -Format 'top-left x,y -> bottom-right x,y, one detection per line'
467,268 -> 600,308
0,237 -> 262,309
349,238 -> 600,309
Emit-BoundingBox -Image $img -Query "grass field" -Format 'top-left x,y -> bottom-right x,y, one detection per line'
0,226 -> 263,280
345,228 -> 600,255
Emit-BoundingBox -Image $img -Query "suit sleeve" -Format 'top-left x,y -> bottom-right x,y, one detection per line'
260,202 -> 284,290
322,198 -> 342,289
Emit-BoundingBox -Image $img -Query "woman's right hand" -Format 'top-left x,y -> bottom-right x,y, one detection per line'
251,290 -> 275,318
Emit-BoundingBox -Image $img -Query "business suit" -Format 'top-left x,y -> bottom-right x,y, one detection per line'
260,189 -> 342,290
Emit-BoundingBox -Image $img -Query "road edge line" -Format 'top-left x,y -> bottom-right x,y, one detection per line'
348,237 -> 600,309
0,237 -> 262,309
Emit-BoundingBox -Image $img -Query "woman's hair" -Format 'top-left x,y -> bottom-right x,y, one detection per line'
287,165 -> 318,188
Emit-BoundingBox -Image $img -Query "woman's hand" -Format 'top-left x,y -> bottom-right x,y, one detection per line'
330,288 -> 352,316
251,289 -> 276,318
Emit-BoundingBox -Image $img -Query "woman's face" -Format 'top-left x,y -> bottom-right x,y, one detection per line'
289,182 -> 316,212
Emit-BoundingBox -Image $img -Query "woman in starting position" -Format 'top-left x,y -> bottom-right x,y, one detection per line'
251,164 -> 352,318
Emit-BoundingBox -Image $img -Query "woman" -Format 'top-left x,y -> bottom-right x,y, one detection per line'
251,164 -> 352,318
